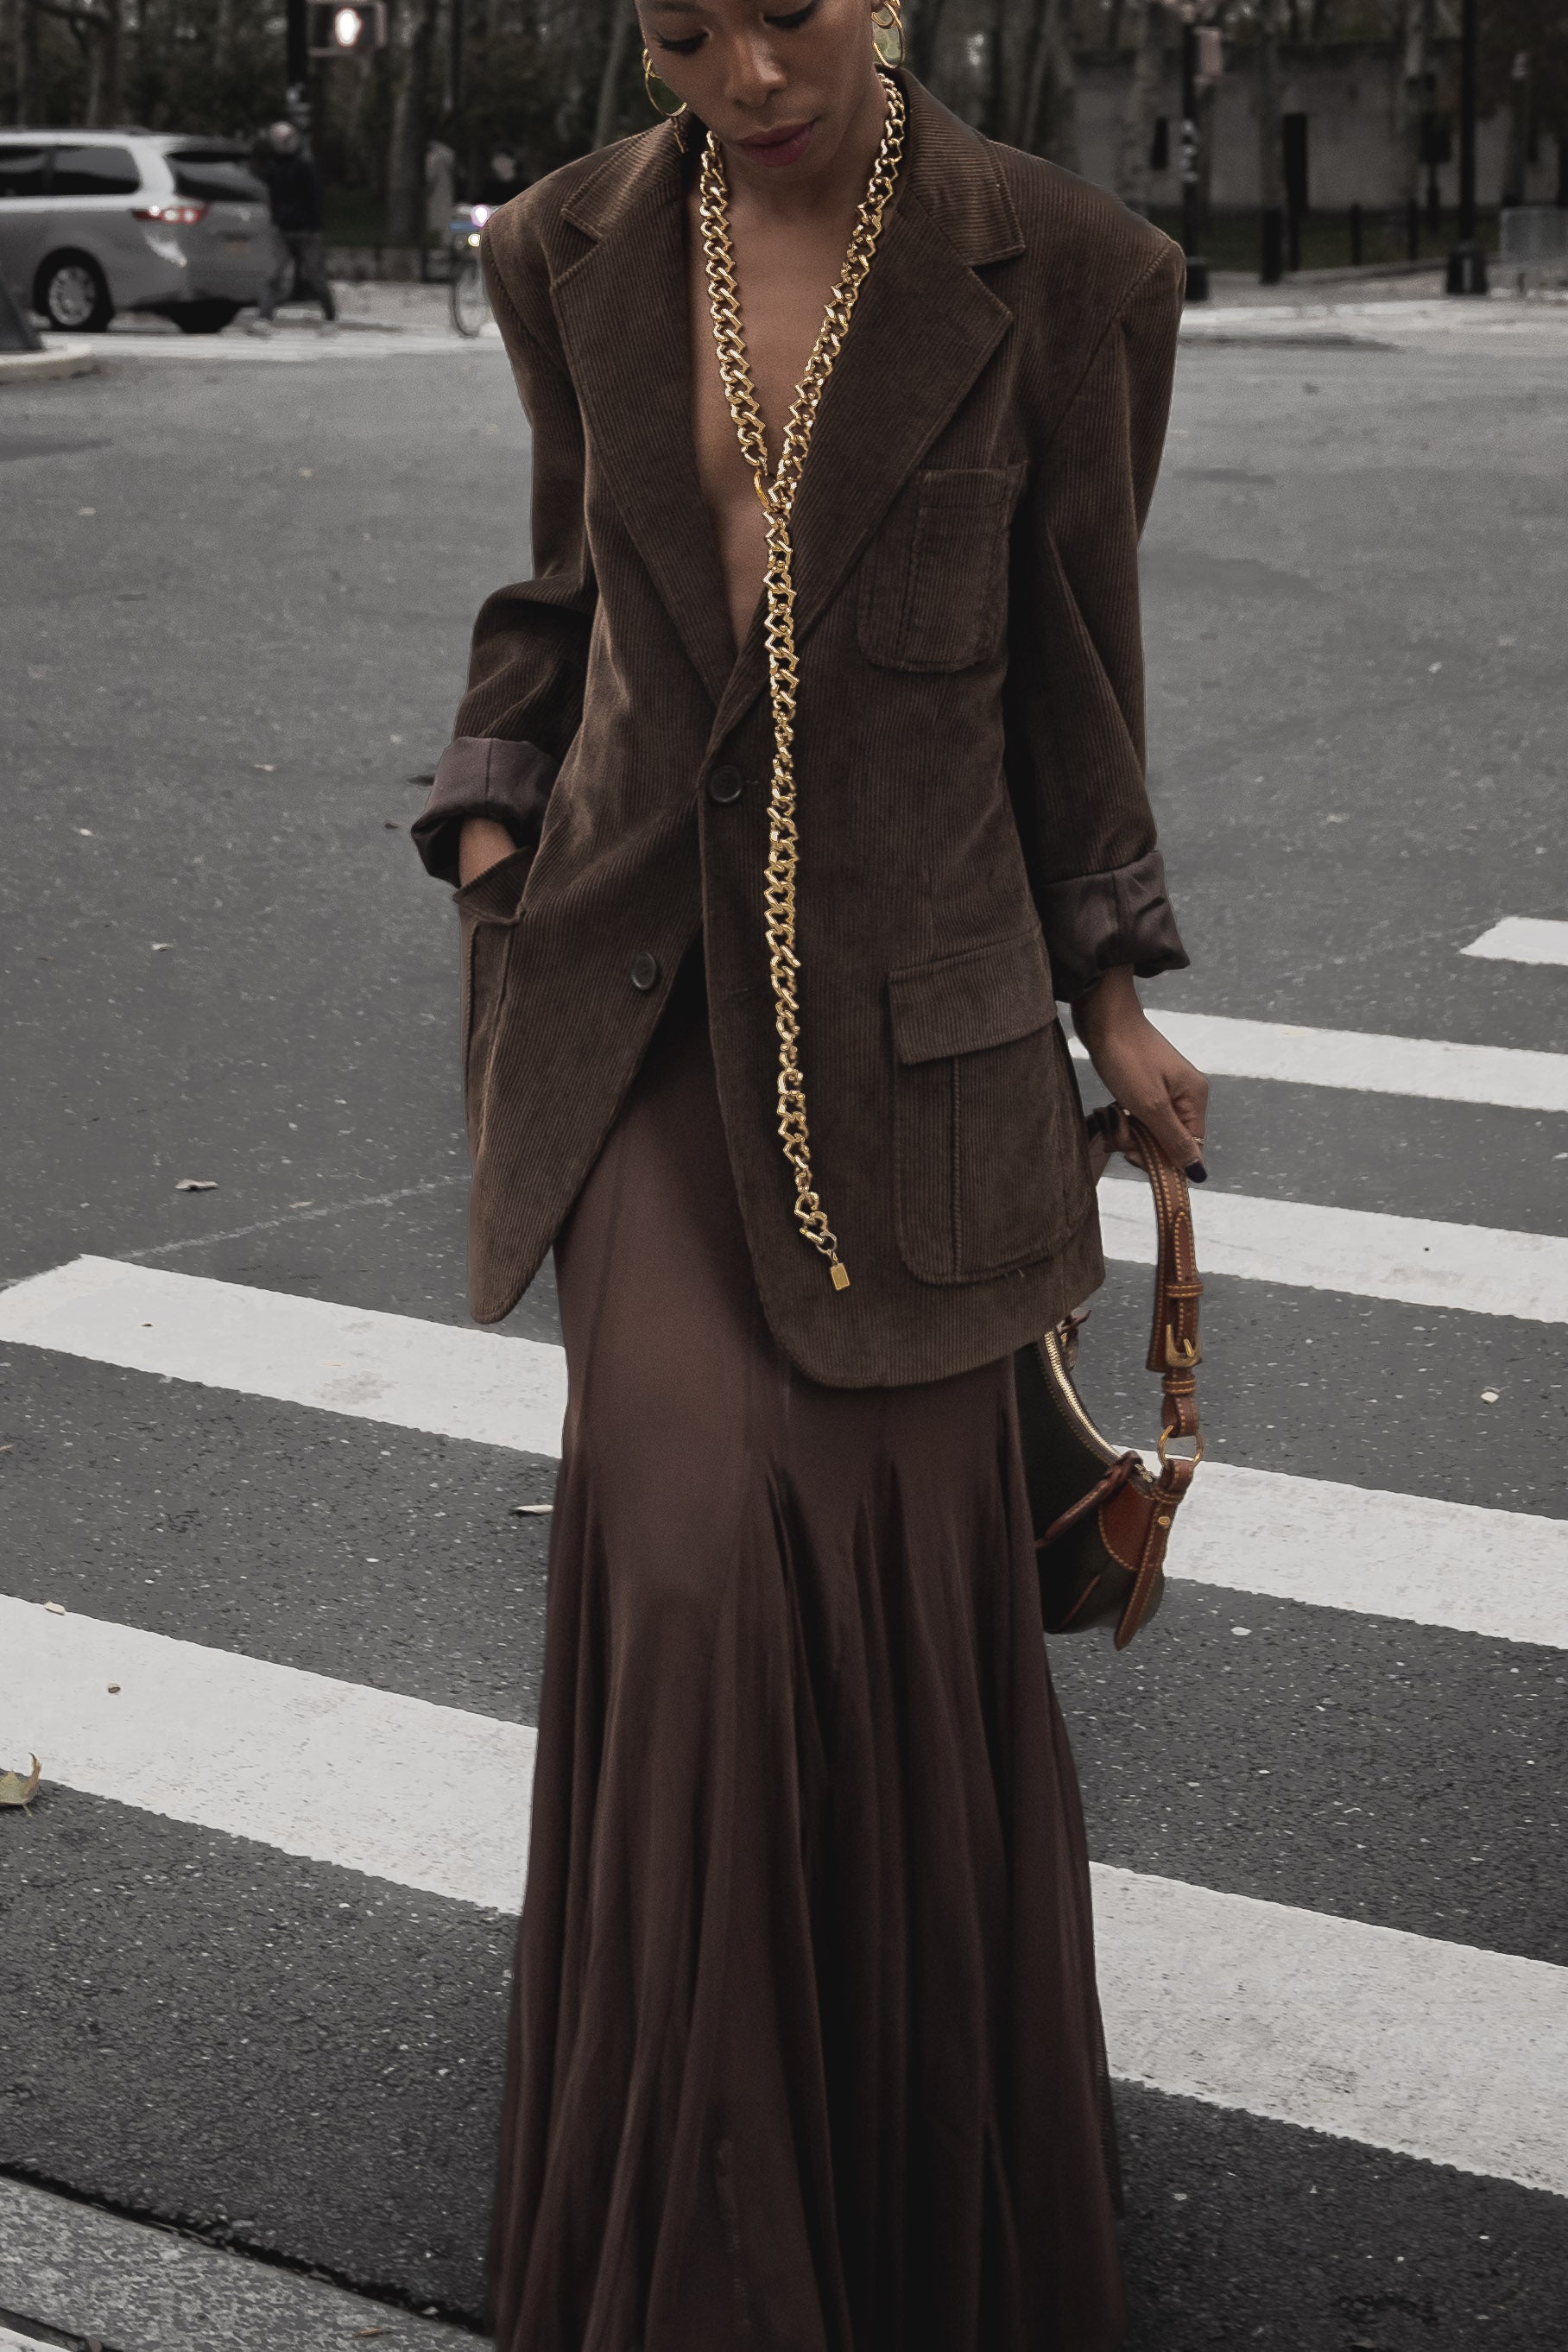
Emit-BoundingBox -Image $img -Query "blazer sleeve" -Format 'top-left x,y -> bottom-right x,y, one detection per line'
1007,236 -> 1190,1003
411,209 -> 597,887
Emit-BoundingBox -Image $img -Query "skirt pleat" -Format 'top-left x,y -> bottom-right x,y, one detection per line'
487,955 -> 1125,2351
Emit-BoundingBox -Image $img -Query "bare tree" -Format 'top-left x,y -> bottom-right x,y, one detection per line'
387,0 -> 439,246
1017,0 -> 1081,168
593,0 -> 635,149
27,0 -> 122,124
910,0 -> 954,81
1258,0 -> 1284,215
1117,0 -> 1166,212
1391,0 -> 1426,210
14,0 -> 42,121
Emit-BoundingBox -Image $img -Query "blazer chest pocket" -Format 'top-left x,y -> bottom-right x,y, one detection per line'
456,848 -> 530,1155
888,930 -> 1091,1286
858,465 -> 1024,673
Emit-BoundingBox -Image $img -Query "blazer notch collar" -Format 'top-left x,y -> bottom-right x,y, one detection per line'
896,73 -> 1025,270
559,124 -> 683,245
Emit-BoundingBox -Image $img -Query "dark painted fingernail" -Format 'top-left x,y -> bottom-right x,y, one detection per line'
1185,1160 -> 1208,1184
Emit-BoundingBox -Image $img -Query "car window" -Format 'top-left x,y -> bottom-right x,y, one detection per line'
0,145 -> 51,198
50,144 -> 142,199
170,158 -> 269,205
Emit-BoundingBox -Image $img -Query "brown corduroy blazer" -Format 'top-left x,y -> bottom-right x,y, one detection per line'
414,71 -> 1188,1388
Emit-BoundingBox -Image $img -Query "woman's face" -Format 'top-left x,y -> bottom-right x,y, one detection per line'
637,0 -> 883,187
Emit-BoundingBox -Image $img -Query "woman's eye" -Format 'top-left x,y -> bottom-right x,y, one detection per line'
655,32 -> 705,54
766,3 -> 819,23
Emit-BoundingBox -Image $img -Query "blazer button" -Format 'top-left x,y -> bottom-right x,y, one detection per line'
629,951 -> 660,992
707,764 -> 744,805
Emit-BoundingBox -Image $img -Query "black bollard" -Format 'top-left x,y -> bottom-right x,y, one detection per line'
1407,197 -> 1419,261
1445,241 -> 1489,295
1261,205 -> 1285,286
1350,202 -> 1363,266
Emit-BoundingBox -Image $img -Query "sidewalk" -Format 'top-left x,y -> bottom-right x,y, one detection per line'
1179,271 -> 1568,351
0,2176 -> 482,2352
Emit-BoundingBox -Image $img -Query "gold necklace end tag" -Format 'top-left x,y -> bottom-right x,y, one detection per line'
831,1261 -> 850,1293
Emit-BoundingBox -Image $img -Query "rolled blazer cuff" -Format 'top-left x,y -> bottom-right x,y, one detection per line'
1037,847 -> 1190,1003
410,736 -> 558,886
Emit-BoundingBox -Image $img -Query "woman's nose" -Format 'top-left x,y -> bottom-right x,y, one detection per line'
725,31 -> 790,108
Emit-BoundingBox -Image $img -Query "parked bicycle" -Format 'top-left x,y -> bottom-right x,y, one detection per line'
446,203 -> 493,338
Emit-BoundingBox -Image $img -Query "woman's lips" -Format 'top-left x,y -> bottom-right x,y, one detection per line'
739,120 -> 815,169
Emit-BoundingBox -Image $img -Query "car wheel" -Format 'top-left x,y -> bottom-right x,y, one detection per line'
170,300 -> 241,336
36,252 -> 113,334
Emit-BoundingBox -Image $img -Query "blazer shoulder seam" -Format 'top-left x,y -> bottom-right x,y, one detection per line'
1034,237 -> 1180,458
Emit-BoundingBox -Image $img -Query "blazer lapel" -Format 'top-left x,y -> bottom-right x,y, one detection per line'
551,132 -> 738,709
548,82 -> 1024,734
710,76 -> 1024,749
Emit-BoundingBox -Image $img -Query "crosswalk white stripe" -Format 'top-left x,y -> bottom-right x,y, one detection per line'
0,1596 -> 535,1911
1091,1865 -> 1568,2197
0,1255 -> 568,1458
1462,917 -> 1568,968
6,1594 -> 1565,2197
1099,1178 -> 1568,1323
1182,1463 -> 1568,1649
4,1256 -> 1565,1646
1070,1012 -> 1568,1111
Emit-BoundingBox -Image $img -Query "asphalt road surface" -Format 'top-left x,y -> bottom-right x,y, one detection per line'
3,297 -> 1566,2349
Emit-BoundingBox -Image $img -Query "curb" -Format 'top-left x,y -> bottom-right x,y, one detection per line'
0,341 -> 97,386
0,2174 -> 479,2352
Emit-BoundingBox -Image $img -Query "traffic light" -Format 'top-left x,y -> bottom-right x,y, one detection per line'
308,3 -> 388,58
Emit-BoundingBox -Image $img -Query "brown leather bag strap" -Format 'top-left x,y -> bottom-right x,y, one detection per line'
1122,1115 -> 1204,1471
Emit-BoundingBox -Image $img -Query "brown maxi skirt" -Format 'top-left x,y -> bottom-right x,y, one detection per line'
487,951 -> 1125,2352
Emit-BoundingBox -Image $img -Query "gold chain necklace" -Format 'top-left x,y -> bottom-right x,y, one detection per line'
698,74 -> 906,1295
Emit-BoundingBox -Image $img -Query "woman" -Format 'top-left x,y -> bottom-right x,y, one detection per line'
414,4 -> 1207,2344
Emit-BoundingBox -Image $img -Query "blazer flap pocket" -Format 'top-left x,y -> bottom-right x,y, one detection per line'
888,930 -> 1056,1065
455,844 -> 532,926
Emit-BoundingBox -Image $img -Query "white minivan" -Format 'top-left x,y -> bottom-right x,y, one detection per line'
0,131 -> 281,333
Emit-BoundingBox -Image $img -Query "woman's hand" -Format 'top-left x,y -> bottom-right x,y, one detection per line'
1072,965 -> 1209,1183
458,816 -> 520,888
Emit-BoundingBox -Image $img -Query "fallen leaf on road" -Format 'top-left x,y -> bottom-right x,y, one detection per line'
253,762 -> 275,773
351,2332 -> 389,2341
513,1503 -> 553,1516
43,1601 -> 66,1615
383,819 -> 401,829
151,941 -> 172,951
175,1178 -> 218,1192
0,1756 -> 41,1811
107,1684 -> 120,1694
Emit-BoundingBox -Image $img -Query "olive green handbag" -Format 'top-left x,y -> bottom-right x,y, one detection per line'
1015,1115 -> 1204,1650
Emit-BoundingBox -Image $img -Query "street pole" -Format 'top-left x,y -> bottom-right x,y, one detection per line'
1179,16 -> 1209,301
1446,0 -> 1487,293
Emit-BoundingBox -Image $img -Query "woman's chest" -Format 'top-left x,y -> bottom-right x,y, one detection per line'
684,203 -> 856,648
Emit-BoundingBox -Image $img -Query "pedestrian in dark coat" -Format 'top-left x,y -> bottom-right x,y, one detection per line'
414,14 -> 1208,2348
253,122 -> 336,326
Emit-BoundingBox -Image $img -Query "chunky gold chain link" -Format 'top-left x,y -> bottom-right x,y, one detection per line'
698,76 -> 906,1295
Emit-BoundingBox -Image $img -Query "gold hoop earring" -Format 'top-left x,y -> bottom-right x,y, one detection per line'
871,0 -> 906,67
642,47 -> 691,149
